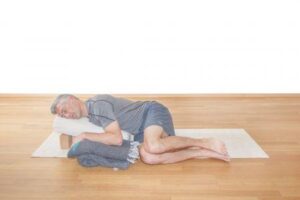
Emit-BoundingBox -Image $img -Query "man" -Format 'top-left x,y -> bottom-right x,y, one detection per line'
50,94 -> 230,164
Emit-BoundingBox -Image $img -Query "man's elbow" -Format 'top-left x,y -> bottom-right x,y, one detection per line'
116,136 -> 123,146
115,135 -> 123,146
110,132 -> 123,146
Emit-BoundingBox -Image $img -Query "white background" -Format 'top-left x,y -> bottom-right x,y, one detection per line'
0,0 -> 299,94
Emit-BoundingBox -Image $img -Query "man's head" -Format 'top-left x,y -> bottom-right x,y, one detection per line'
50,94 -> 86,119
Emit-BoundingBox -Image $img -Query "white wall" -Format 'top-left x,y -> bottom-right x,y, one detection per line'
0,0 -> 299,93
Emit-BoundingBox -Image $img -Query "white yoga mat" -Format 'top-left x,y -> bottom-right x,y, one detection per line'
31,129 -> 269,158
175,129 -> 269,158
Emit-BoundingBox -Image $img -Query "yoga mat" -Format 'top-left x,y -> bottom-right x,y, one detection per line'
175,129 -> 269,158
31,129 -> 269,158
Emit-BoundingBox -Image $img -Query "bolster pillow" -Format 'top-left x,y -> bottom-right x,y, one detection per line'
52,116 -> 133,141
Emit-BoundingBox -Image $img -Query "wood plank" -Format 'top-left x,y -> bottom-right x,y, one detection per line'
1,94 -> 300,199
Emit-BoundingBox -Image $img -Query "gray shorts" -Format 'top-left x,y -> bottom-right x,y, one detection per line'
134,101 -> 175,142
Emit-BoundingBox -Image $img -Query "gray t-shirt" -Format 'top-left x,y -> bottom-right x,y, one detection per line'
85,94 -> 152,135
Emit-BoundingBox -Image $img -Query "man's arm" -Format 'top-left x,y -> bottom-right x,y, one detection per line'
79,121 -> 123,146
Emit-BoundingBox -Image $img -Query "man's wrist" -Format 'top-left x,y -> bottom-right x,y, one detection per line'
80,132 -> 87,139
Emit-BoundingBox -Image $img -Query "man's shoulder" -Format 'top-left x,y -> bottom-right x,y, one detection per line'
88,94 -> 112,101
85,95 -> 115,110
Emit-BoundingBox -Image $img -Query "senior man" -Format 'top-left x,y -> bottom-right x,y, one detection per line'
50,94 -> 230,164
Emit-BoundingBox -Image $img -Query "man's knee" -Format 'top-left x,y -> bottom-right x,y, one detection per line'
139,145 -> 161,165
143,140 -> 165,154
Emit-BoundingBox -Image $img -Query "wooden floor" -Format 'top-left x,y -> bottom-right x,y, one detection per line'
0,94 -> 300,200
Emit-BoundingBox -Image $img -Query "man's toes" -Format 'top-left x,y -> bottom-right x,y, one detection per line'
220,154 -> 230,162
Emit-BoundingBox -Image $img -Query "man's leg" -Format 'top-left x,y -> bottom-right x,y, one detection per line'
143,125 -> 229,156
139,144 -> 230,164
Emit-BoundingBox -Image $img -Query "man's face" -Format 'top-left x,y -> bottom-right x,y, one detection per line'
56,98 -> 82,119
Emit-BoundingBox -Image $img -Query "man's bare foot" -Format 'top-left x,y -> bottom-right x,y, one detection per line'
196,148 -> 231,162
198,138 -> 229,156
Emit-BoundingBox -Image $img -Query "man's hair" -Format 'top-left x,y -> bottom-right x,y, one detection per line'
50,94 -> 79,114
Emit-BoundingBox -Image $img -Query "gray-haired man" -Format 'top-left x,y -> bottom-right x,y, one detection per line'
51,94 -> 230,164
